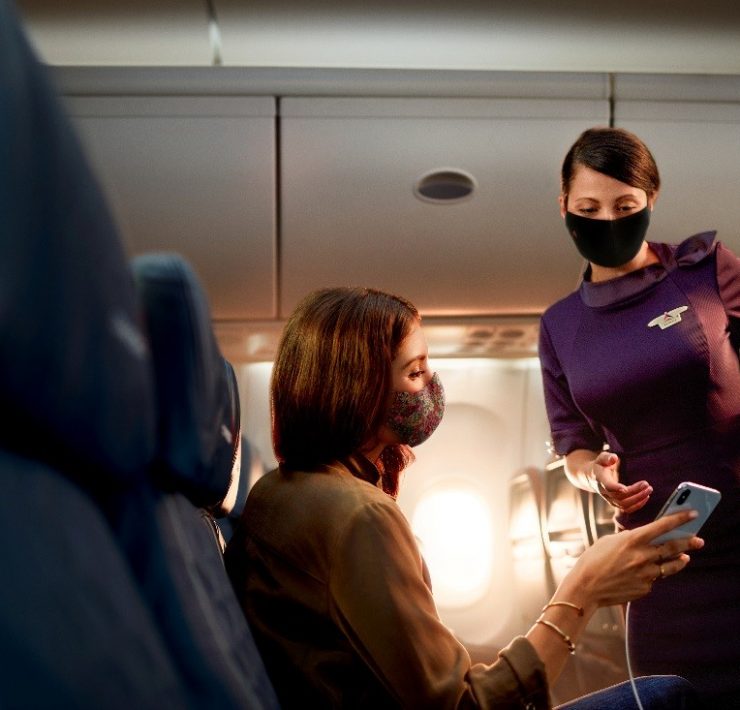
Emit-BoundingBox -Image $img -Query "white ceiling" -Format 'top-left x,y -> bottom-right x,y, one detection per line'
18,0 -> 740,74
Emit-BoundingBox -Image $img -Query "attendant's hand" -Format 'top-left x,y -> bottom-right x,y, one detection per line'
589,452 -> 651,513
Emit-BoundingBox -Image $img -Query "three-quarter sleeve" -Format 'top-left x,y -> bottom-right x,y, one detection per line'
716,242 -> 740,347
538,317 -> 603,455
328,500 -> 550,709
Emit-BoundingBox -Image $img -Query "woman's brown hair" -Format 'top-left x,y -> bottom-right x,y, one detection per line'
561,126 -> 660,201
271,287 -> 420,496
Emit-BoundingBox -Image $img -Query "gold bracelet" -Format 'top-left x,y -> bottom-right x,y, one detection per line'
542,601 -> 584,617
536,617 -> 576,655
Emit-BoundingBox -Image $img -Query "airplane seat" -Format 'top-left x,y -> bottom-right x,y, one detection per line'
0,450 -> 193,710
585,486 -> 618,545
217,434 -> 265,545
541,462 -> 590,586
0,2 -> 193,706
131,252 -> 280,710
508,466 -> 556,630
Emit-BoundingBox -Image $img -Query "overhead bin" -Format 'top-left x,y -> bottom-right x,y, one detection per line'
279,95 -> 608,317
615,74 -> 740,255
66,96 -> 277,320
17,0 -> 213,66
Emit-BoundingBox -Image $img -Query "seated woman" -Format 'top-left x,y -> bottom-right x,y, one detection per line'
225,287 -> 703,709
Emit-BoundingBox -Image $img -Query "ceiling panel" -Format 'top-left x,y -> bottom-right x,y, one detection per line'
215,0 -> 740,74
66,96 -> 277,320
279,96 -> 607,318
615,78 -> 740,256
17,0 -> 213,66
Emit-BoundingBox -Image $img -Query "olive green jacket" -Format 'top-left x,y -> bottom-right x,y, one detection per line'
225,456 -> 549,709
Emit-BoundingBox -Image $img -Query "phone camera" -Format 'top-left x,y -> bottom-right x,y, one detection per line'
677,489 -> 691,505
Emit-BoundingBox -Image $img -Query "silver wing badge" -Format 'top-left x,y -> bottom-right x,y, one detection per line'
647,305 -> 689,330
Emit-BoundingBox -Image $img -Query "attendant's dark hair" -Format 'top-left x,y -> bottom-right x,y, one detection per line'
271,287 -> 419,496
561,127 -> 660,202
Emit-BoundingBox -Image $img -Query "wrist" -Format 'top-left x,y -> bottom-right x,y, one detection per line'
552,575 -> 597,620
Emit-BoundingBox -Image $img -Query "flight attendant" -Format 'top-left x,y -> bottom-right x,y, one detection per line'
539,126 -> 740,707
227,286 -> 702,709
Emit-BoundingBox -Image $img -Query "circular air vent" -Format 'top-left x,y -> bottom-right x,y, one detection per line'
413,169 -> 476,204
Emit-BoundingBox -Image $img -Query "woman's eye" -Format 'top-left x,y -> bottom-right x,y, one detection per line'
578,207 -> 597,215
409,369 -> 425,380
619,204 -> 637,213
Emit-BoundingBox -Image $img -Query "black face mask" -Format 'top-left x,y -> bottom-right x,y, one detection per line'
565,206 -> 651,268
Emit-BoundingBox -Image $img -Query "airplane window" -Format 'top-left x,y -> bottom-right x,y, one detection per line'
411,483 -> 493,609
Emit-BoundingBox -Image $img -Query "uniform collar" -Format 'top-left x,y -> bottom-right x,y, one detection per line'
579,231 -> 717,308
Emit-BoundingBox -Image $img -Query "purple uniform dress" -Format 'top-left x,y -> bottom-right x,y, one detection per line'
539,232 -> 740,706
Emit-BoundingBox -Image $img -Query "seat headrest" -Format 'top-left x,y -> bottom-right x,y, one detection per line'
133,253 -> 239,509
0,2 -> 154,483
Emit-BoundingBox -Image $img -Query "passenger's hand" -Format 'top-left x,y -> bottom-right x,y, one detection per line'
563,510 -> 704,610
589,452 -> 651,513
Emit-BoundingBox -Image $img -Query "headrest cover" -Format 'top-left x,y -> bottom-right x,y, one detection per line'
0,3 -> 154,482
133,253 -> 238,508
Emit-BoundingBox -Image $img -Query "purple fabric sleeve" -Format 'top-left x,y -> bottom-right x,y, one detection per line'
716,242 -> 740,348
538,317 -> 603,456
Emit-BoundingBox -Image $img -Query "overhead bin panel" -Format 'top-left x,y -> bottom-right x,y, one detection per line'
615,75 -> 740,256
280,97 -> 608,318
66,96 -> 277,320
17,0 -> 213,66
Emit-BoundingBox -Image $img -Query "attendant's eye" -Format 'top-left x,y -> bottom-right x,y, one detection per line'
578,207 -> 597,215
618,204 -> 638,213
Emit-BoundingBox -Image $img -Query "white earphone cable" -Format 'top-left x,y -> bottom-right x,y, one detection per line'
624,601 -> 645,710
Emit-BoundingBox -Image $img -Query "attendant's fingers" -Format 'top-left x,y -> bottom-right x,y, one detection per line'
594,452 -> 619,468
619,489 -> 653,514
596,483 -> 650,513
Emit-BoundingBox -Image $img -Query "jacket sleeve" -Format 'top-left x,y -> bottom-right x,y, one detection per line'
716,241 -> 740,350
538,317 -> 603,455
328,499 -> 550,709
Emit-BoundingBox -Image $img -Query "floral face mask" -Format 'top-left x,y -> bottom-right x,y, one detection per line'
385,372 -> 445,447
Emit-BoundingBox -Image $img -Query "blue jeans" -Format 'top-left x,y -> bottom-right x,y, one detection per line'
556,675 -> 704,710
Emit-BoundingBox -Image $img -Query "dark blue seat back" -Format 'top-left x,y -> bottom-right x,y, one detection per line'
0,451 -> 190,710
0,3 -> 192,707
132,252 -> 280,709
0,1 -> 153,485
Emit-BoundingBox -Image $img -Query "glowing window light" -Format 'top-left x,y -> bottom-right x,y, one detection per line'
411,485 -> 494,609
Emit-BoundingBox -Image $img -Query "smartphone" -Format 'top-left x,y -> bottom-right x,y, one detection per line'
651,481 -> 721,544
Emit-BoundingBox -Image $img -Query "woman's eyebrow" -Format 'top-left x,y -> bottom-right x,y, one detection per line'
401,354 -> 425,369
